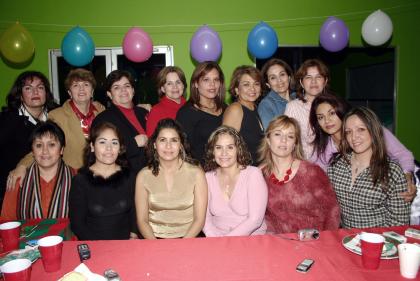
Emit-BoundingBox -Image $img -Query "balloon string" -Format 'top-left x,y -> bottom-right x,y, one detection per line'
0,2 -> 418,29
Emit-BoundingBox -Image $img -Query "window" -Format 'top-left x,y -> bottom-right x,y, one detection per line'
49,46 -> 174,106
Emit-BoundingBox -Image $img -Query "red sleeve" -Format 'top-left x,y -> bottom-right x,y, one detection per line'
1,179 -> 21,220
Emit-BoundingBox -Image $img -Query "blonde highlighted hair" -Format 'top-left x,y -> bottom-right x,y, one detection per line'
258,115 -> 304,176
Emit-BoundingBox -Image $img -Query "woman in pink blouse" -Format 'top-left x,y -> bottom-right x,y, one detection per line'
259,115 -> 340,234
284,59 -> 330,158
203,126 -> 267,237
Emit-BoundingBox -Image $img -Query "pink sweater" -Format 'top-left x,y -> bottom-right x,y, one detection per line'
203,166 -> 268,237
264,160 -> 340,234
284,99 -> 314,158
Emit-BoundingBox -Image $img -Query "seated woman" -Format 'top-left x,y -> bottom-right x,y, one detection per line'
309,93 -> 416,201
203,126 -> 267,237
259,115 -> 340,234
1,120 -> 73,219
135,119 -> 207,239
328,107 -> 410,228
69,122 -> 137,240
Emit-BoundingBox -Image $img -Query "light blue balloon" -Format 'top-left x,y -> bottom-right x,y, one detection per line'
247,22 -> 278,59
61,26 -> 95,67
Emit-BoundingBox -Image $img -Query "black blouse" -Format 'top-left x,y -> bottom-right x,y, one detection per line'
176,103 -> 223,163
240,105 -> 264,165
69,167 -> 136,240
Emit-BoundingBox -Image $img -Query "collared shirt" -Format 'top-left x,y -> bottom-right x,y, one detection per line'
327,154 -> 410,228
258,90 -> 296,130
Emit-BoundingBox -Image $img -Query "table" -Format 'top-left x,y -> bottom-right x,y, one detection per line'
30,225 -> 420,281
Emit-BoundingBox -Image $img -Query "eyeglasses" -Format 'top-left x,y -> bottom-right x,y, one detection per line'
302,75 -> 324,82
23,85 -> 46,93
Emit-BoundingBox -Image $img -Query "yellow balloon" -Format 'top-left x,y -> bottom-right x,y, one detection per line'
0,22 -> 35,64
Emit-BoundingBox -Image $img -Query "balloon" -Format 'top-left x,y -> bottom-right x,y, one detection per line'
247,22 -> 278,59
319,17 -> 349,52
61,26 -> 95,67
122,27 -> 153,63
362,10 -> 393,46
190,25 -> 222,63
0,22 -> 35,64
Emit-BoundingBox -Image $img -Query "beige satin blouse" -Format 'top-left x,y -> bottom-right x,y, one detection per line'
142,162 -> 199,238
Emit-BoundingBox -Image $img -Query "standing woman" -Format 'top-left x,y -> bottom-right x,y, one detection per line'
309,93 -> 416,201
259,115 -> 340,234
176,61 -> 226,162
1,121 -> 73,220
1,71 -> 58,204
328,107 -> 410,228
284,59 -> 329,158
258,59 -> 296,129
136,119 -> 207,239
203,126 -> 267,237
93,70 -> 148,174
69,122 -> 137,240
146,66 -> 187,137
223,66 -> 264,165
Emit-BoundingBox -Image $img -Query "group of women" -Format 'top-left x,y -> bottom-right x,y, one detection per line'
0,57 -> 416,240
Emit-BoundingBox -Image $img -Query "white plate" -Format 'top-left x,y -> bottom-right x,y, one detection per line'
342,234 -> 398,259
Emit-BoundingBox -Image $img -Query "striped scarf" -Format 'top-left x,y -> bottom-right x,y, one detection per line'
18,160 -> 72,219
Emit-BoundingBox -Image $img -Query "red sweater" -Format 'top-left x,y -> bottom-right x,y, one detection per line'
264,160 -> 340,234
146,96 -> 186,136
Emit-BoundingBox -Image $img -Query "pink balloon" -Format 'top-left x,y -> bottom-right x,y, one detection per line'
122,27 -> 153,62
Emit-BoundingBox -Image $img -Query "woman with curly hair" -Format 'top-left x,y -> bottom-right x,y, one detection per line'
135,118 -> 207,239
203,126 -> 267,237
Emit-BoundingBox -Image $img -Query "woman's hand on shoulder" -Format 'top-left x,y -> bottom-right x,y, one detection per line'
7,165 -> 26,190
137,103 -> 152,112
135,134 -> 148,147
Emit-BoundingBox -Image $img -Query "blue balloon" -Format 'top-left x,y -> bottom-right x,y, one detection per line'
247,22 -> 278,59
61,26 -> 95,67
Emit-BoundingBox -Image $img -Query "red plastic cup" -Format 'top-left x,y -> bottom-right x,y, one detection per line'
0,222 -> 21,252
360,233 -> 385,270
0,258 -> 32,281
38,235 -> 63,272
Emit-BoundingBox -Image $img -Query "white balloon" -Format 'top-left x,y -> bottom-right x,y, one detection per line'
362,10 -> 393,46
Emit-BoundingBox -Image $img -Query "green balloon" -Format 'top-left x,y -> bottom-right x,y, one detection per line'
0,22 -> 35,64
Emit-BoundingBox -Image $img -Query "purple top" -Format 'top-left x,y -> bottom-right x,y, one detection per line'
310,127 -> 414,173
203,166 -> 268,237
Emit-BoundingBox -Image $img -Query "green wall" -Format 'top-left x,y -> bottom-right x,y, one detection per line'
1,0 -> 419,158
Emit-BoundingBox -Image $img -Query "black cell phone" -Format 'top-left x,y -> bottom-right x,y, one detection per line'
296,259 -> 314,273
77,243 -> 91,262
104,269 -> 121,281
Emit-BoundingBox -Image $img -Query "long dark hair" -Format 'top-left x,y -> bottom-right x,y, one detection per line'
340,107 -> 389,187
309,93 -> 351,162
3,71 -> 57,112
189,61 -> 226,111
146,118 -> 198,176
84,122 -> 128,168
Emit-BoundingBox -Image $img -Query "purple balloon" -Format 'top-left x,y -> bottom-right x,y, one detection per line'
319,17 -> 349,52
190,25 -> 222,62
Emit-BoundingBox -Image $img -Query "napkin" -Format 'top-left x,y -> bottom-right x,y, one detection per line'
59,263 -> 106,281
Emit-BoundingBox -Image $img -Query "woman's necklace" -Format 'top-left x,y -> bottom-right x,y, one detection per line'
270,159 -> 294,185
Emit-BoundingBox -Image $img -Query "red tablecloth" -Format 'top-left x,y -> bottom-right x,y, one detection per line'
31,225 -> 420,281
